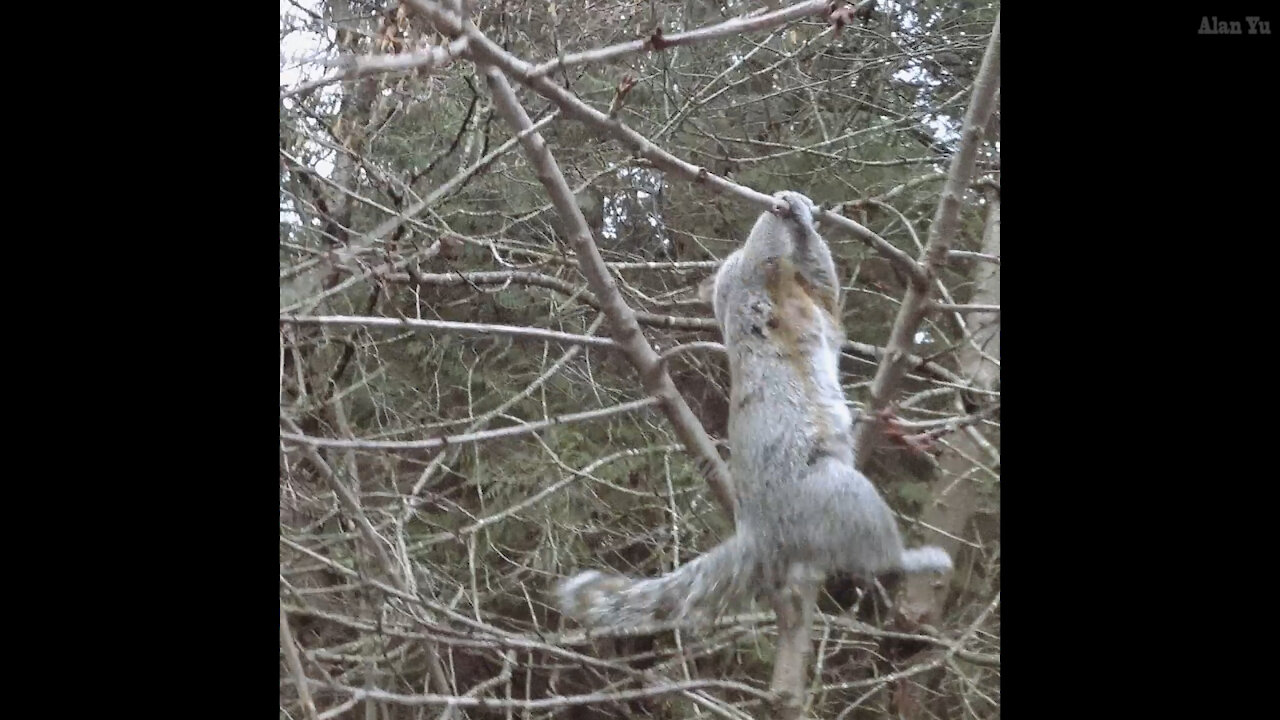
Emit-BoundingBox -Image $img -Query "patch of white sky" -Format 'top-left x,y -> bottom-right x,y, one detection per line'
280,0 -> 336,228
636,190 -> 659,228
602,170 -> 664,243
889,3 -> 961,148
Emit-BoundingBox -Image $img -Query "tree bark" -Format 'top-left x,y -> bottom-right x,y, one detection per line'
900,184 -> 1000,627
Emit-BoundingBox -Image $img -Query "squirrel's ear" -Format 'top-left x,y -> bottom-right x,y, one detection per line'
696,273 -> 717,304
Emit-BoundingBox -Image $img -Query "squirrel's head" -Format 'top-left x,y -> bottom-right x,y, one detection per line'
772,191 -> 817,228
743,191 -> 819,257
699,191 -> 822,329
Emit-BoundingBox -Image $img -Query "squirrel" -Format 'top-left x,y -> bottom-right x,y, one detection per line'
556,191 -> 951,629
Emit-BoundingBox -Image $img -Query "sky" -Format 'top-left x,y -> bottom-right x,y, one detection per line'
280,0 -> 327,90
281,0 -> 332,226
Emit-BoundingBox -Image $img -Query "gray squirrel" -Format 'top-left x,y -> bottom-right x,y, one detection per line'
557,191 -> 951,629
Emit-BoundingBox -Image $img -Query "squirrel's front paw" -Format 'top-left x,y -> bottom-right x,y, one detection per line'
775,191 -> 816,227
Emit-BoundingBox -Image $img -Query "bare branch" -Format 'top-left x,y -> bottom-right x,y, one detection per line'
279,415 -> 399,582
310,677 -> 772,710
280,396 -> 659,451
414,443 -> 686,548
474,60 -> 737,516
529,0 -> 831,78
853,14 -> 1002,463
281,37 -> 469,99
348,111 -> 561,264
379,268 -> 719,331
932,302 -> 1000,314
770,575 -> 819,719
280,605 -> 318,720
948,250 -> 1000,265
308,275 -> 967,384
826,615 -> 1000,668
404,0 -> 925,286
280,108 -> 559,315
280,313 -> 618,349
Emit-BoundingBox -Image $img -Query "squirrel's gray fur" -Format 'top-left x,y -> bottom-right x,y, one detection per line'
556,191 -> 951,629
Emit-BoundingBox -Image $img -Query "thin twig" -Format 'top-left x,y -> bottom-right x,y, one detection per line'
310,677 -> 772,710
281,605 -> 319,720
281,37 -> 469,99
529,0 -> 831,77
932,303 -> 999,314
280,314 -> 618,349
281,396 -> 659,451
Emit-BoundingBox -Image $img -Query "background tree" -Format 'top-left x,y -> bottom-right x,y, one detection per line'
280,1 -> 1000,718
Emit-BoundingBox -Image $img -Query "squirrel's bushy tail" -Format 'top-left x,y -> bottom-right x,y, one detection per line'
899,545 -> 953,574
557,531 -> 759,629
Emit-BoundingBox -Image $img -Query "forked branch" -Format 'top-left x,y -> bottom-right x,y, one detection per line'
851,14 -> 1001,463
476,65 -> 737,516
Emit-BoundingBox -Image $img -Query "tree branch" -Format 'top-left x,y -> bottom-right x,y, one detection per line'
281,37 -> 469,98
280,313 -> 619,349
404,0 -> 925,286
280,604 -> 319,720
932,302 -> 1000,314
280,396 -> 659,451
283,308 -> 961,385
309,677 -> 771,710
474,61 -> 737,516
529,0 -> 831,77
852,14 -> 1001,464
